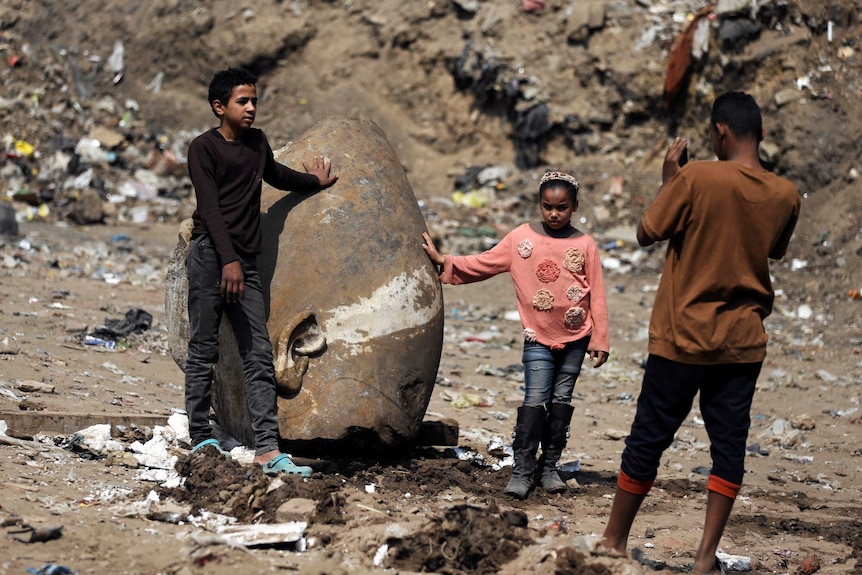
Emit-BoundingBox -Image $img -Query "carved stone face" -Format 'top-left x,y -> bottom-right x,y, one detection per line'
165,117 -> 444,448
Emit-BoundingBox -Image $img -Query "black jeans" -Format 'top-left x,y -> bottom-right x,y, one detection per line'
621,354 -> 761,486
184,235 -> 280,455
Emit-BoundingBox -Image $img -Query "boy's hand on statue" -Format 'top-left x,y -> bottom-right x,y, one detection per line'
422,232 -> 444,266
590,350 -> 609,368
662,137 -> 687,185
221,261 -> 245,303
303,155 -> 338,189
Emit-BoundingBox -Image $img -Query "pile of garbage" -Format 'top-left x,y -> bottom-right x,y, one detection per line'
0,27 -> 199,229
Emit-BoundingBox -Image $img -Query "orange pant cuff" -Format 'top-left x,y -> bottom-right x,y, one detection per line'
707,474 -> 741,499
617,469 -> 654,495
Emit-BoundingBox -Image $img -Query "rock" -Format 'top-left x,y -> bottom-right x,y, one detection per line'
719,18 -> 763,52
384,523 -> 415,539
716,552 -> 752,572
452,0 -> 479,14
759,140 -> 781,164
89,126 -> 126,149
716,0 -> 753,16
165,116 -> 444,446
566,1 -> 606,45
791,414 -> 816,430
730,27 -> 811,65
275,498 -> 317,523
775,88 -> 804,107
795,554 -> 821,575
64,321 -> 89,334
592,205 -> 612,223
814,369 -> 838,383
68,188 -> 105,225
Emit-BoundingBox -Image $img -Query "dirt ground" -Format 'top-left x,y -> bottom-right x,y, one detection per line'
1,0 -> 862,574
1,218 -> 860,575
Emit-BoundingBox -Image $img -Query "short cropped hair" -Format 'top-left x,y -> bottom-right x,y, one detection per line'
711,91 -> 763,142
207,67 -> 258,112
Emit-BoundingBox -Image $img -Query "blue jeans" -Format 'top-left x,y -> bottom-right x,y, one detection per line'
184,235 -> 281,456
521,337 -> 590,407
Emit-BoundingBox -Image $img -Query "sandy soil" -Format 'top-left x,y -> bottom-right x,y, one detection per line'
0,218 -> 860,575
1,0 -> 861,573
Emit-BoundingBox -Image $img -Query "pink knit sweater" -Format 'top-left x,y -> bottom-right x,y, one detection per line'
440,223 -> 609,352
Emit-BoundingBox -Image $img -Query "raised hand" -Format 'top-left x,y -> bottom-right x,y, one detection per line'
662,137 -> 688,185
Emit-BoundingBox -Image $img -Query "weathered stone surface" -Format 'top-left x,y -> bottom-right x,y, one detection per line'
774,88 -> 804,107
566,1 -> 606,44
275,498 -> 317,523
68,188 -> 104,225
716,0 -> 752,16
165,116 -> 444,447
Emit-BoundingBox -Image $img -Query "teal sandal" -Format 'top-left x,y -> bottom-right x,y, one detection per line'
191,438 -> 232,458
261,453 -> 312,477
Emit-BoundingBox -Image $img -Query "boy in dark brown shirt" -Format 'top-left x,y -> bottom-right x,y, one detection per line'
185,67 -> 337,476
601,92 -> 800,574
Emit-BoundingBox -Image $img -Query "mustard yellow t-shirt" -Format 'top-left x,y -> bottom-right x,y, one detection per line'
640,161 -> 800,364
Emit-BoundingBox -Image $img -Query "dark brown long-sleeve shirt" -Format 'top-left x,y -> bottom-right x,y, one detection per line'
187,128 -> 321,266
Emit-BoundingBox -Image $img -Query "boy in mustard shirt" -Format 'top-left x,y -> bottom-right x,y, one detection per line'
601,92 -> 800,574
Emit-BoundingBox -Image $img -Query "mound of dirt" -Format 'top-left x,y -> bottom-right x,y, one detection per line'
387,502 -> 532,574
168,449 -> 345,523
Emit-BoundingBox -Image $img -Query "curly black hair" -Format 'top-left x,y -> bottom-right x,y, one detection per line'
207,67 -> 257,116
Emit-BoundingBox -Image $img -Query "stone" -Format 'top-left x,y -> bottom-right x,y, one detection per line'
165,117 -> 444,446
716,0 -> 753,16
775,88 -> 804,107
759,141 -> 781,164
275,498 -> 317,523
791,414 -> 816,430
89,125 -> 126,149
566,1 -> 606,45
68,188 -> 105,225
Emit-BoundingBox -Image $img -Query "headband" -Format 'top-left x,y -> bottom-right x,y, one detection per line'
540,171 -> 579,190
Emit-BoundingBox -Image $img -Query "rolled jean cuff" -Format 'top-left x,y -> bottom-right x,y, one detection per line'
617,468 -> 654,495
707,474 -> 741,499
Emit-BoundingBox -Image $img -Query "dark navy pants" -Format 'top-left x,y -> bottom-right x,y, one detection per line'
621,354 -> 761,486
184,235 -> 280,455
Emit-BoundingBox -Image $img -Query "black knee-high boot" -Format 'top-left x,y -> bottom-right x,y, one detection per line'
504,405 -> 546,499
540,402 -> 575,493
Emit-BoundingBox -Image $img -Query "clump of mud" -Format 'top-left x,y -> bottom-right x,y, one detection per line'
164,450 -> 344,523
387,502 -> 532,574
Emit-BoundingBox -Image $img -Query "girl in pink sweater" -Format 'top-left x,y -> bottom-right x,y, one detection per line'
423,171 -> 610,499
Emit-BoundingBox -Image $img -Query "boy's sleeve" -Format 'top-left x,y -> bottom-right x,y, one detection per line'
640,171 -> 693,243
188,138 -> 239,265
260,133 -> 322,192
585,238 -> 609,352
769,189 -> 801,260
439,233 -> 513,285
